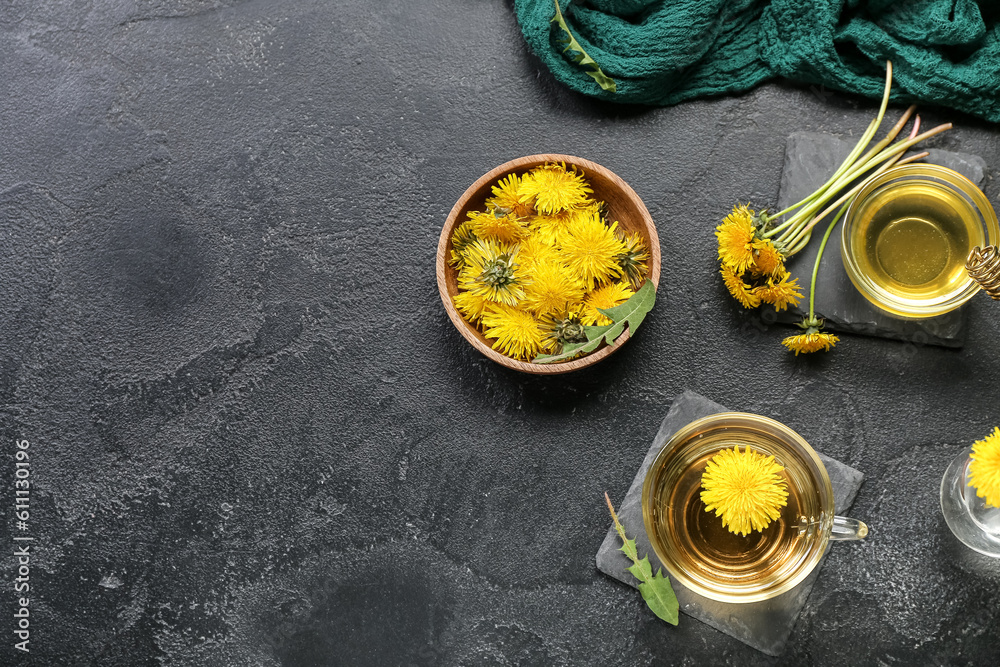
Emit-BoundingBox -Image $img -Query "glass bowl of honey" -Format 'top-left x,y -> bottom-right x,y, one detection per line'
841,164 -> 999,319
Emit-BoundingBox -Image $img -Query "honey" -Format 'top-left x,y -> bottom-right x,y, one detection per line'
841,164 -> 998,318
852,180 -> 982,302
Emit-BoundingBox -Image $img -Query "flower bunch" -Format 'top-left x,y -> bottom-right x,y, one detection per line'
716,204 -> 803,312
450,162 -> 650,361
715,62 -> 951,355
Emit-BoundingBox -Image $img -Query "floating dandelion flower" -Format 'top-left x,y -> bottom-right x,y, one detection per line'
481,304 -> 546,360
968,427 -> 1000,508
561,211 -> 625,286
519,162 -> 593,214
700,446 -> 789,536
581,281 -> 633,326
458,238 -> 527,306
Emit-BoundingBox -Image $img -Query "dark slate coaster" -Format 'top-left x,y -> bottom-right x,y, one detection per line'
772,131 -> 988,349
596,390 -> 864,657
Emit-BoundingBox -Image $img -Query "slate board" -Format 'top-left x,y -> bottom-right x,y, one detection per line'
772,131 -> 988,348
596,390 -> 865,656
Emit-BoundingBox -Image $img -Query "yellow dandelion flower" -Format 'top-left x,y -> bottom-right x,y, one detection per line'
453,290 -> 489,323
516,231 -> 560,272
721,265 -> 761,309
481,303 -> 545,360
529,211 -> 576,248
521,261 -> 587,316
560,211 -> 625,286
519,163 -> 594,214
617,231 -> 651,288
539,307 -> 587,354
458,238 -> 527,306
449,220 -> 479,269
716,205 -> 757,273
700,446 -> 789,536
539,309 -> 588,353
782,331 -> 839,355
468,209 -> 528,244
488,173 -> 535,218
754,271 -> 803,312
968,427 -> 1000,508
751,238 -> 785,277
580,281 -> 634,326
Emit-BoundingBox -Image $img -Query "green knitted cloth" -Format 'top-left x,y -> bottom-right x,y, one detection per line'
516,0 -> 1000,121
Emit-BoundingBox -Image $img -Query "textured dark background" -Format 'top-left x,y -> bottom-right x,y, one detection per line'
2,1 -> 1000,665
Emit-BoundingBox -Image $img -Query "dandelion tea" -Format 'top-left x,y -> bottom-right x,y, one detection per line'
645,426 -> 824,599
849,179 -> 984,305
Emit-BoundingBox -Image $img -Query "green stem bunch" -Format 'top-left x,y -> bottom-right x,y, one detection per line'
760,62 -> 951,259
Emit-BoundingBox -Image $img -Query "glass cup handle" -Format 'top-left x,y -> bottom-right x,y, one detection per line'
830,515 -> 869,541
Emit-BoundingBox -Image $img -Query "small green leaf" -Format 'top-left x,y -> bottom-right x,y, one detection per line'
618,536 -> 639,563
595,280 -> 656,332
605,493 -> 679,627
638,569 -> 680,626
550,0 -> 617,93
533,281 -> 655,364
626,554 -> 653,582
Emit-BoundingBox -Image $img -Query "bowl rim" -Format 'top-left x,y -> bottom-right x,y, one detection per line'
436,153 -> 661,374
841,163 -> 1000,319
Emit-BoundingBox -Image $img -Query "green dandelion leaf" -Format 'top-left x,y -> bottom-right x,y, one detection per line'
533,280 -> 654,363
550,0 -> 617,93
605,493 -> 679,626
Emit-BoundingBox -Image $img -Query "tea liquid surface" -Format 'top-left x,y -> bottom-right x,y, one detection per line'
648,433 -> 823,594
852,180 -> 983,301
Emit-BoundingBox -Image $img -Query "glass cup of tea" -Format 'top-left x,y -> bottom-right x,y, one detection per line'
641,412 -> 868,603
841,164 -> 1000,319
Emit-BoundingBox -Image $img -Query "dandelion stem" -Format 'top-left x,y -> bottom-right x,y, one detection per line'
838,121 -> 945,187
783,121 -> 944,250
766,63 -> 894,225
605,492 -> 637,560
820,121 -> 950,201
786,230 -> 811,256
767,122 -> 875,222
800,151 -> 927,240
779,121 -> 949,251
808,203 -> 850,320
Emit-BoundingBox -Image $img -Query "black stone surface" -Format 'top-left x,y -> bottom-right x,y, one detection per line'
774,132 -> 989,348
2,1 -> 1000,665
596,390 -> 864,656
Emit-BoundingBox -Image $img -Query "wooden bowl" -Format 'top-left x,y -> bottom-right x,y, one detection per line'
436,154 -> 661,374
